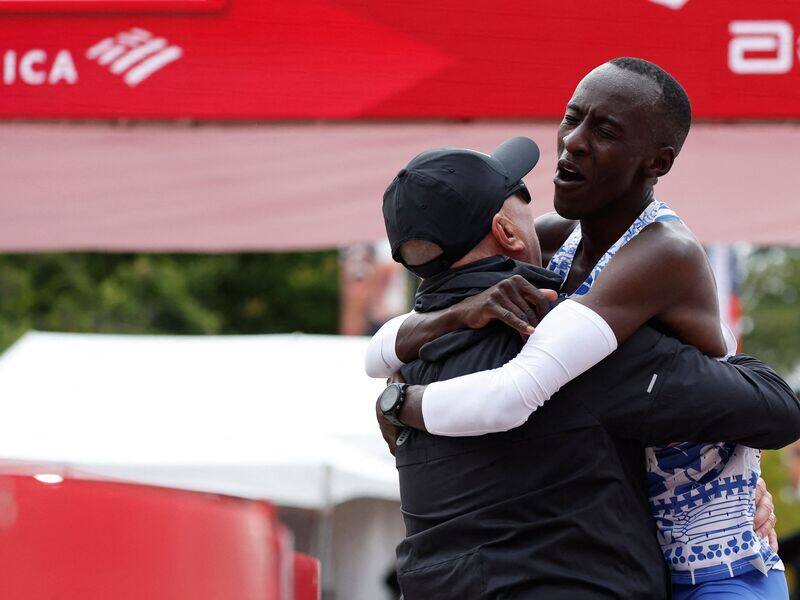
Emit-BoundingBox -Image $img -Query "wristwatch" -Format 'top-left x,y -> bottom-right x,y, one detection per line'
378,382 -> 409,427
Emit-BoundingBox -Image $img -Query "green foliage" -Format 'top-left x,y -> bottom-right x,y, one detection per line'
741,247 -> 800,375
741,248 -> 800,545
761,449 -> 800,536
0,252 -> 339,353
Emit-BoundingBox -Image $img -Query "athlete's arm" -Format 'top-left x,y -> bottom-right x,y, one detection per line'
587,344 -> 800,449
364,213 -> 573,378
364,311 -> 413,378
395,222 -> 727,436
363,276 -> 556,377
577,220 -> 726,357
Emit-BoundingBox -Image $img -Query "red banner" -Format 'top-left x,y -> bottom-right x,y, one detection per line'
0,0 -> 798,119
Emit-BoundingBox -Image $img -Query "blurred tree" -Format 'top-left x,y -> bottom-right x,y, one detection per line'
741,247 -> 800,375
740,247 -> 800,547
0,252 -> 339,353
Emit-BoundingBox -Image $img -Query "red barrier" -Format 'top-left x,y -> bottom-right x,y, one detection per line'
0,473 -> 316,600
294,553 -> 321,600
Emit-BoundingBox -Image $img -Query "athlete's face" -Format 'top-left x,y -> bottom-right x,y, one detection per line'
553,64 -> 662,220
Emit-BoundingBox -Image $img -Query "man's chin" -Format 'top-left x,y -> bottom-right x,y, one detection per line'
553,194 -> 584,221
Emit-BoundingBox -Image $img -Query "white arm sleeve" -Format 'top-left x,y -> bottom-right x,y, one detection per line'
422,300 -> 618,436
364,311 -> 413,378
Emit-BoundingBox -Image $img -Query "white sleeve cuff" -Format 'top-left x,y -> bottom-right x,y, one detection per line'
364,311 -> 413,378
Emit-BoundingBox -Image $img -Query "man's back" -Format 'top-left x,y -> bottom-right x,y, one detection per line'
395,257 -> 669,599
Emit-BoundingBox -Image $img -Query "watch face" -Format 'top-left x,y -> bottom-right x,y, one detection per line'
379,385 -> 401,413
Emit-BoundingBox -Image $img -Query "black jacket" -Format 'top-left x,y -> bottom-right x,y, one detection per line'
395,256 -> 800,600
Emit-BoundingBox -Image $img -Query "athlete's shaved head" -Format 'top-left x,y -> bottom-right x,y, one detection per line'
553,58 -> 692,220
609,57 -> 691,154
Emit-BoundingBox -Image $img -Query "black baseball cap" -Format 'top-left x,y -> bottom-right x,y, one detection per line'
382,136 -> 540,278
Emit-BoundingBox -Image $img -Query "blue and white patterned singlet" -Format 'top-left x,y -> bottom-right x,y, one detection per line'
548,199 -> 781,585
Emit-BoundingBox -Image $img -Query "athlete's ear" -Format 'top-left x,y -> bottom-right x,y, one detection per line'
646,146 -> 676,184
491,212 -> 526,254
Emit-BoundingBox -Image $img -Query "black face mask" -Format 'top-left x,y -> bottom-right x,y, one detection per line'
400,254 -> 454,279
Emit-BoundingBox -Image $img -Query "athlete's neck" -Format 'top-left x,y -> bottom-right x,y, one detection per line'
578,188 -> 654,265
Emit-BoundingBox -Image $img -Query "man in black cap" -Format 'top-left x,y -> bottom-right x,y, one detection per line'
383,136 -> 543,279
371,136 -> 798,599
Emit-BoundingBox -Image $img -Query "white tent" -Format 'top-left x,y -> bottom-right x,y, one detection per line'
0,331 -> 404,600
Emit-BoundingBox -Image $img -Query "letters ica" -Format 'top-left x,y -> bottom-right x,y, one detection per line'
2,49 -> 78,85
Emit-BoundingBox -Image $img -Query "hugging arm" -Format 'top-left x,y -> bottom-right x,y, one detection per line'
363,276 -> 556,378
402,299 -> 617,435
395,224 -> 729,436
364,312 -> 413,378
363,214 -> 576,379
586,343 -> 800,449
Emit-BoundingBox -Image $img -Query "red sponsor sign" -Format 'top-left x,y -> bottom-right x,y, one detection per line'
0,0 -> 798,119
0,0 -> 225,13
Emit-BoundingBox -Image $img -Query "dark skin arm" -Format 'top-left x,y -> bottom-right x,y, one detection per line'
574,220 -> 726,356
388,221 -> 727,432
395,213 -> 725,365
396,278 -> 558,362
394,213 -> 571,362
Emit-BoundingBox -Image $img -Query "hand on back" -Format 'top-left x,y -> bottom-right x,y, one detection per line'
455,275 -> 559,336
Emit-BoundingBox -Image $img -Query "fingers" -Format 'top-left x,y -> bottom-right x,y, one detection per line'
378,417 -> 401,456
500,283 -> 539,327
757,511 -> 777,542
461,276 -> 559,335
510,276 -> 556,323
541,289 -> 559,302
769,529 -> 779,553
487,284 -> 534,335
755,476 -> 766,504
753,479 -> 773,532
754,497 -> 772,532
495,276 -> 559,332
495,305 -> 535,336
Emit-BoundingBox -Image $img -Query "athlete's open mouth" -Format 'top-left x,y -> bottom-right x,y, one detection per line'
555,160 -> 586,183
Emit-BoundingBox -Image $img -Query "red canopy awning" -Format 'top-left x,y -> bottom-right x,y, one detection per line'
1,122 -> 797,252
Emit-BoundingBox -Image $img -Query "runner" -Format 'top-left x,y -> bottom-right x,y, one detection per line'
372,135 -> 794,599
367,58 -> 793,598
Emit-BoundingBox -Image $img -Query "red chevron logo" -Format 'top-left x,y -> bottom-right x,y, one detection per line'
86,28 -> 183,87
